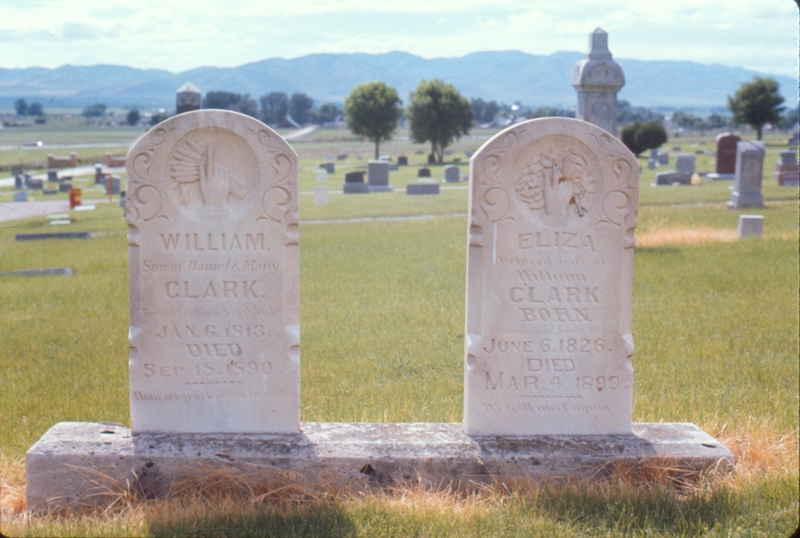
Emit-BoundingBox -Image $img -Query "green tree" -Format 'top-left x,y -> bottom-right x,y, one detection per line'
727,77 -> 785,140
14,98 -> 27,116
288,93 -> 314,125
408,80 -> 473,163
82,103 -> 107,118
259,92 -> 288,125
470,98 -> 500,124
202,91 -> 258,118
621,121 -> 644,156
706,113 -> 728,130
28,102 -> 43,116
126,108 -> 141,126
313,102 -> 342,124
621,120 -> 668,156
635,120 -> 668,153
344,81 -> 402,159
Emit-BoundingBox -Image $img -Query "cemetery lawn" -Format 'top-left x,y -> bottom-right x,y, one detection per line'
1,194 -> 797,536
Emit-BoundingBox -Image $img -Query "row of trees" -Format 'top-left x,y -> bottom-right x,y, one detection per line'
14,98 -> 44,117
202,91 -> 341,126
345,79 -> 472,161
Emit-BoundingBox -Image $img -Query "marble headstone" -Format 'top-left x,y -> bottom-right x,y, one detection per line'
774,150 -> 799,186
715,133 -> 740,175
727,141 -> 765,209
674,155 -> 695,176
367,160 -> 391,191
570,28 -> 625,136
444,165 -> 461,182
313,186 -> 328,205
737,215 -> 763,239
465,117 -> 638,436
125,110 -> 300,434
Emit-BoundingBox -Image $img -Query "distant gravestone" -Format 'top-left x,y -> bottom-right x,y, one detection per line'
427,154 -> 436,164
176,82 -> 201,115
647,159 -> 656,170
95,164 -> 105,184
47,168 -> 58,182
418,167 -> 431,178
26,178 -> 43,189
336,154 -> 348,161
13,191 -> 27,202
406,183 -> 440,195
313,186 -> 328,205
464,117 -> 638,435
343,170 -> 369,193
125,109 -> 300,434
571,28 -> 625,135
316,169 -> 328,183
675,155 -> 695,175
367,160 -> 392,192
14,175 -> 23,189
104,176 -> 121,195
58,182 -> 73,192
774,150 -> 799,186
443,165 -> 460,183
344,171 -> 365,183
43,189 -> 58,195
398,156 -> 408,166
727,141 -> 765,209
708,133 -> 740,180
320,162 -> 334,174
655,171 -> 690,186
657,153 -> 669,165
737,215 -> 763,238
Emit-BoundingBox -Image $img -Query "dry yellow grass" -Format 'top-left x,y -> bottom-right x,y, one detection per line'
636,226 -> 738,248
1,424 -> 796,531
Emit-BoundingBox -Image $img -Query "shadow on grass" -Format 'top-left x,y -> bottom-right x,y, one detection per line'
145,504 -> 357,538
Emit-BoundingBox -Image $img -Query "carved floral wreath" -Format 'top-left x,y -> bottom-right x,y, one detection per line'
514,146 -> 598,218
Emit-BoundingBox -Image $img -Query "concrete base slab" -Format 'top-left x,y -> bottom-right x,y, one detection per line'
367,185 -> 393,192
27,421 -> 733,512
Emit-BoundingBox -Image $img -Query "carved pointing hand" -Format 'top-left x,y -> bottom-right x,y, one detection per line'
543,163 -> 574,218
198,145 -> 231,208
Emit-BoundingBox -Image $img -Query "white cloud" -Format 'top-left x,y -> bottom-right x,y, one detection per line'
0,0 -> 795,77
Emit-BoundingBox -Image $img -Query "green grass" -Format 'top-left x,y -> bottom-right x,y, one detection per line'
0,125 -> 798,536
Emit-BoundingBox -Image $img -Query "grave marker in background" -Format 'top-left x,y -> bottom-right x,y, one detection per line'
571,28 -> 625,136
727,141 -> 766,209
367,160 -> 392,192
126,110 -> 300,434
713,133 -> 740,178
465,117 -> 638,435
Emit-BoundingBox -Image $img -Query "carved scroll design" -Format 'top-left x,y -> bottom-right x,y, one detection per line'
598,157 -> 637,248
128,184 -> 167,223
259,186 -> 298,245
127,127 -> 174,223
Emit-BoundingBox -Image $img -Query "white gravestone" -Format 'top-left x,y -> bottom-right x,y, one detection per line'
464,117 -> 638,436
727,141 -> 766,209
125,110 -> 300,434
737,215 -> 763,238
313,186 -> 328,205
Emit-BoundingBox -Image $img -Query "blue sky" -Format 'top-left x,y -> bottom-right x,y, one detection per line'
1,0 -> 797,77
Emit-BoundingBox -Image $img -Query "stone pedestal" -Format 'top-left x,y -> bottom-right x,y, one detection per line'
26,421 -> 733,513
570,28 -> 625,136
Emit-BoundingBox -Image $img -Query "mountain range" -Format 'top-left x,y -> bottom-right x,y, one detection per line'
0,51 -> 795,111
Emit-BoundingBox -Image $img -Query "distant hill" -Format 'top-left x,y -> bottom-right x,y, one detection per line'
0,51 -> 795,111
